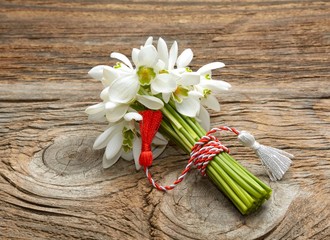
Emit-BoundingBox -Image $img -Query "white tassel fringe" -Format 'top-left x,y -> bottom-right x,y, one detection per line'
237,131 -> 294,181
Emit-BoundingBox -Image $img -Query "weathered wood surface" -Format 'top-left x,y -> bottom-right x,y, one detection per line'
0,0 -> 329,239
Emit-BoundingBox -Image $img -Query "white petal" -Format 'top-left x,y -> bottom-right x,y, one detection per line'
110,52 -> 133,69
154,59 -> 165,72
197,62 -> 225,75
109,75 -> 139,103
168,41 -> 178,70
175,97 -> 200,117
124,112 -> 142,121
138,45 -> 158,67
197,105 -> 210,131
151,74 -> 177,94
103,148 -> 122,168
172,68 -> 186,76
105,131 -> 123,160
100,87 -> 110,101
88,112 -> 106,122
153,132 -> 168,145
199,79 -> 231,92
137,95 -> 164,110
133,136 -> 142,170
151,144 -> 166,160
121,150 -> 134,161
105,101 -> 117,111
93,123 -> 122,149
162,92 -> 171,103
85,102 -> 105,115
116,64 -> 134,75
88,65 -> 107,81
106,104 -> 129,122
189,90 -> 204,99
157,37 -> 168,67
132,48 -> 140,67
177,48 -> 193,68
201,95 -> 220,111
144,36 -> 153,46
180,72 -> 200,86
103,66 -> 118,86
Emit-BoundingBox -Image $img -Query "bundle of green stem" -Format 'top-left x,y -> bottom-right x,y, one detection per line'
159,102 -> 272,215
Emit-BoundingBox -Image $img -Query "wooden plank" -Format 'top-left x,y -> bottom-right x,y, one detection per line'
0,0 -> 329,239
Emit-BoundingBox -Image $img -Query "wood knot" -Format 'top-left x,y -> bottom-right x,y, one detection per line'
42,132 -> 103,176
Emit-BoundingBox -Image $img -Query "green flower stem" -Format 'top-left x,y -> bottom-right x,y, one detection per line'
165,102 -> 199,141
159,104 -> 272,215
160,120 -> 191,153
207,164 -> 248,213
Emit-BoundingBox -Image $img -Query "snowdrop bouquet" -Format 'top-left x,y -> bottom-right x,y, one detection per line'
86,37 -> 278,215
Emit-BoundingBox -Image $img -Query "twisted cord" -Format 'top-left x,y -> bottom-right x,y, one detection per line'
144,126 -> 239,191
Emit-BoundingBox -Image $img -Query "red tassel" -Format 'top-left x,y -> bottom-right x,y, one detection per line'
139,110 -> 163,167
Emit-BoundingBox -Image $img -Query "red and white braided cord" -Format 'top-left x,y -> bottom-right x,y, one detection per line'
144,126 -> 240,191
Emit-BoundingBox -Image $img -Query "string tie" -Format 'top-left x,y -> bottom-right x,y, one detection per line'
140,126 -> 294,191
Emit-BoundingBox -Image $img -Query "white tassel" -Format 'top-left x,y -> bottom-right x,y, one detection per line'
237,131 -> 294,181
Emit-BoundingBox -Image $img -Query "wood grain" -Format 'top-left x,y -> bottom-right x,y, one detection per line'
0,0 -> 329,239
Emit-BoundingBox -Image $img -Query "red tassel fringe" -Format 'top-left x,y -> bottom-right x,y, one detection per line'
139,110 -> 162,167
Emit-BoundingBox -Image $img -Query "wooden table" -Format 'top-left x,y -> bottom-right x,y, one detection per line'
1,1 -> 329,239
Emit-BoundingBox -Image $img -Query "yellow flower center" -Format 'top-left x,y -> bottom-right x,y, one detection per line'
137,66 -> 156,85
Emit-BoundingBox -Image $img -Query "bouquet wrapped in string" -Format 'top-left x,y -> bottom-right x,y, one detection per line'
86,37 -> 293,215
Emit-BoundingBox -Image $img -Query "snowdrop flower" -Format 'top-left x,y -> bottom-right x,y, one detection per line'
108,37 -> 176,108
156,38 -> 202,116
92,111 -> 168,169
92,111 -> 142,168
196,62 -> 231,111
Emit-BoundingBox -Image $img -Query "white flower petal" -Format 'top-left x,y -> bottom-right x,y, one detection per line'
138,45 -> 158,67
157,37 -> 168,67
175,97 -> 200,117
105,130 -> 123,160
121,150 -> 134,161
144,36 -> 153,46
153,132 -> 168,145
201,94 -> 220,111
133,136 -> 142,170
110,52 -> 133,69
197,105 -> 210,131
168,41 -> 178,70
180,72 -> 200,86
132,48 -> 140,67
199,79 -> 231,92
197,62 -> 225,75
162,92 -> 171,103
109,75 -> 139,103
189,90 -> 204,98
103,148 -> 122,168
103,66 -> 118,86
124,112 -> 142,121
151,144 -> 166,160
106,104 -> 129,122
88,65 -> 107,81
88,112 -> 106,122
154,59 -> 165,72
137,95 -> 164,110
93,123 -> 122,149
116,64 -> 133,75
172,68 -> 186,76
151,74 -> 177,94
100,87 -> 110,101
105,101 -> 117,111
177,48 -> 193,68
85,102 -> 105,115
